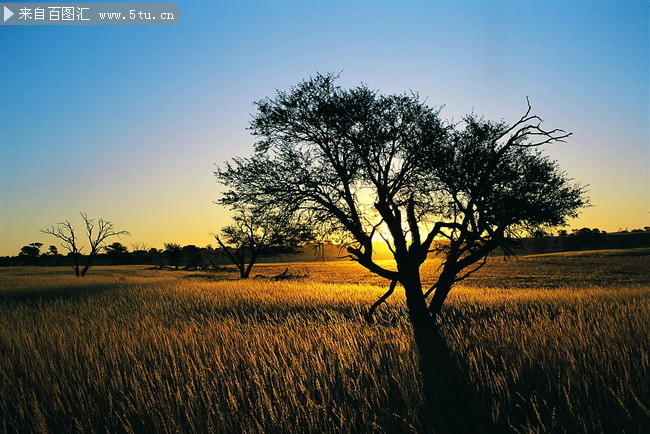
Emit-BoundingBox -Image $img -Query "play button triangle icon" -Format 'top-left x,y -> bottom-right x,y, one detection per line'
4,6 -> 14,22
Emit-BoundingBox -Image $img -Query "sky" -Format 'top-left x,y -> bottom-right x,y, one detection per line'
0,0 -> 648,256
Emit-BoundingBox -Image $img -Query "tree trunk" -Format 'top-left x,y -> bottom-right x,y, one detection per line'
403,279 -> 434,328
401,274 -> 489,432
80,265 -> 90,276
237,264 -> 247,279
80,253 -> 96,277
401,276 -> 442,431
242,252 -> 257,279
428,274 -> 455,323
71,254 -> 81,277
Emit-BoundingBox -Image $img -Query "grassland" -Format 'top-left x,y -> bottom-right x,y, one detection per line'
0,249 -> 648,432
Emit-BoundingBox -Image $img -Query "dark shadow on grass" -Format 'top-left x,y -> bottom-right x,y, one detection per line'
413,326 -> 496,433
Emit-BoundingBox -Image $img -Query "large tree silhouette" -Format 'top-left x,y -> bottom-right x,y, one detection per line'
216,74 -> 586,330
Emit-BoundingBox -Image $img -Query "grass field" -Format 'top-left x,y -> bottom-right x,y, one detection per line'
0,249 -> 648,432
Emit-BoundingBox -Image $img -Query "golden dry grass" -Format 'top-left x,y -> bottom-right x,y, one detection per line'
0,250 -> 648,432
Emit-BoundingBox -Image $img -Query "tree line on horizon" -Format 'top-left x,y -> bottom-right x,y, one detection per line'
0,241 -> 292,270
4,226 -> 649,269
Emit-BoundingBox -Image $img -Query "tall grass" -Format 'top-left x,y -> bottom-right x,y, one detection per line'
0,257 -> 648,432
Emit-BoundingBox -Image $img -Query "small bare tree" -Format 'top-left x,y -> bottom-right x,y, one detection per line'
41,212 -> 130,276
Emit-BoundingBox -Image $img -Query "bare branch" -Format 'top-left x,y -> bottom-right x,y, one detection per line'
81,213 -> 130,254
366,280 -> 397,323
378,231 -> 396,256
496,98 -> 572,157
454,254 -> 489,283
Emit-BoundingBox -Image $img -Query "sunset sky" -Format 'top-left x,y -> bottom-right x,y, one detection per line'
1,1 -> 648,256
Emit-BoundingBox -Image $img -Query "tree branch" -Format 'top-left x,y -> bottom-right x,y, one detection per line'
346,246 -> 398,280
366,280 -> 397,323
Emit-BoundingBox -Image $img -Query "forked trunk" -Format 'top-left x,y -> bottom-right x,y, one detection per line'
80,252 -> 96,276
71,253 -> 81,277
237,264 -> 248,279
242,253 -> 257,279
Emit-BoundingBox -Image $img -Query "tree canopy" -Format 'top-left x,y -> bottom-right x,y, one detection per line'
216,73 -> 587,328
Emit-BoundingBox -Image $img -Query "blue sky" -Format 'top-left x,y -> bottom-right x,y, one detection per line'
1,0 -> 648,255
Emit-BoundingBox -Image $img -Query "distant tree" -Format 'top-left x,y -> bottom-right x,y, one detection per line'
181,245 -> 204,270
216,74 -> 587,331
130,242 -> 150,264
531,230 -> 550,254
164,243 -> 183,269
148,247 -> 164,267
105,242 -> 129,265
41,245 -> 61,266
572,227 -> 605,250
214,207 -> 313,278
130,242 -> 148,252
558,229 -> 579,251
18,242 -> 43,265
41,213 -> 130,276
